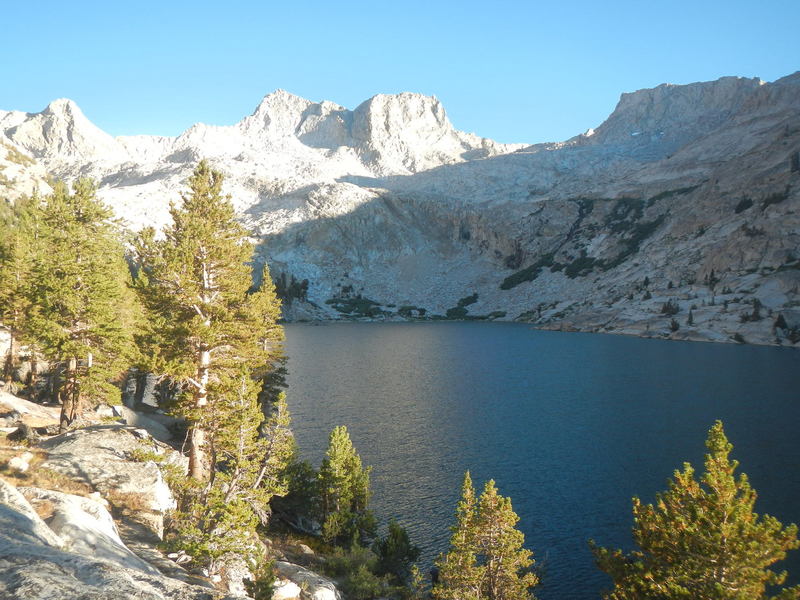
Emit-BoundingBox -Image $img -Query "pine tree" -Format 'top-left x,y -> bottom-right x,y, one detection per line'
134,160 -> 284,481
475,480 -> 538,600
435,473 -> 538,600
164,379 -> 293,572
136,161 -> 291,575
318,425 -> 376,545
373,519 -> 421,584
434,471 -> 483,600
23,180 -> 137,428
592,421 -> 800,600
0,193 -> 40,383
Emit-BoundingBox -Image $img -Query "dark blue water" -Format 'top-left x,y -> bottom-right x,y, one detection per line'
284,322 -> 800,600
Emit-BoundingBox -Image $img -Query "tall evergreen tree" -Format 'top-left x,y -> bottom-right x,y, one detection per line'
164,380 -> 293,572
0,194 -> 40,383
318,425 -> 376,545
592,421 -> 800,600
136,160 -> 291,575
434,472 -> 538,600
475,480 -> 538,600
23,180 -> 137,428
434,471 -> 483,600
134,160 -> 284,481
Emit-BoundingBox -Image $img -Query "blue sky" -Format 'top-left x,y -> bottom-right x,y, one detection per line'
2,0 -> 798,144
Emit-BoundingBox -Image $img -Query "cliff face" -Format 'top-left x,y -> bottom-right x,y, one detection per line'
2,74 -> 799,345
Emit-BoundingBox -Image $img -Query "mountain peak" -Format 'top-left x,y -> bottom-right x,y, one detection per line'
252,89 -> 312,115
42,98 -> 82,117
354,92 -> 450,136
4,98 -> 128,170
583,75 -> 764,150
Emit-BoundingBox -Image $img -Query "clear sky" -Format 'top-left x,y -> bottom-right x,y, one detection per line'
2,0 -> 798,144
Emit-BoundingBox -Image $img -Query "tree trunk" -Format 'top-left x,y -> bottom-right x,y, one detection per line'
59,357 -> 81,433
188,426 -> 208,480
187,347 -> 211,480
3,332 -> 16,384
188,256 -> 214,481
27,348 -> 38,386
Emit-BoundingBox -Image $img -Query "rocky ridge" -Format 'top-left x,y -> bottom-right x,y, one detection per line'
2,74 -> 799,345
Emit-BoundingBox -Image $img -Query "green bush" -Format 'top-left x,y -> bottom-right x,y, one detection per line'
398,305 -> 426,318
326,296 -> 388,318
456,293 -> 478,307
564,253 -> 598,278
761,187 -> 789,209
661,300 -> 679,315
500,253 -> 554,290
445,306 -> 468,319
271,455 -> 318,520
325,545 -> 385,600
373,520 -> 420,584
245,556 -> 276,600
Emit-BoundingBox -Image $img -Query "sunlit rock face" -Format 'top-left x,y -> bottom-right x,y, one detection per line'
3,73 -> 799,344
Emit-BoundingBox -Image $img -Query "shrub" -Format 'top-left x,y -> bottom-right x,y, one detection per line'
245,555 -> 276,600
445,306 -> 468,319
4,144 -> 35,167
500,253 -> 554,290
660,300 -> 679,315
456,293 -> 478,307
324,545 -> 385,600
373,520 -> 421,584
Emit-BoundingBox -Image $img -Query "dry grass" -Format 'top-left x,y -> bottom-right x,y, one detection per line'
0,432 -> 94,497
27,497 -> 56,521
105,489 -> 153,513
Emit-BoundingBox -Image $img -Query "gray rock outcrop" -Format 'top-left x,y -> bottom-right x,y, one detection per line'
111,404 -> 175,442
20,486 -> 160,575
39,425 -> 183,518
274,561 -> 341,600
0,480 -> 239,600
0,479 -> 64,548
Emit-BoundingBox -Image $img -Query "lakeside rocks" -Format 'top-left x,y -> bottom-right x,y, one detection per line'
0,480 -> 239,600
0,401 -> 343,600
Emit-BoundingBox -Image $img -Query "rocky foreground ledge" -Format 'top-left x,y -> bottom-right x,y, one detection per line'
0,392 -> 340,600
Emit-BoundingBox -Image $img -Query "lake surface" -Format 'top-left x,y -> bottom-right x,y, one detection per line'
284,322 -> 800,600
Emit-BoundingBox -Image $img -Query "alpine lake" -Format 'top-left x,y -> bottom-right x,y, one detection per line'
284,322 -> 800,600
